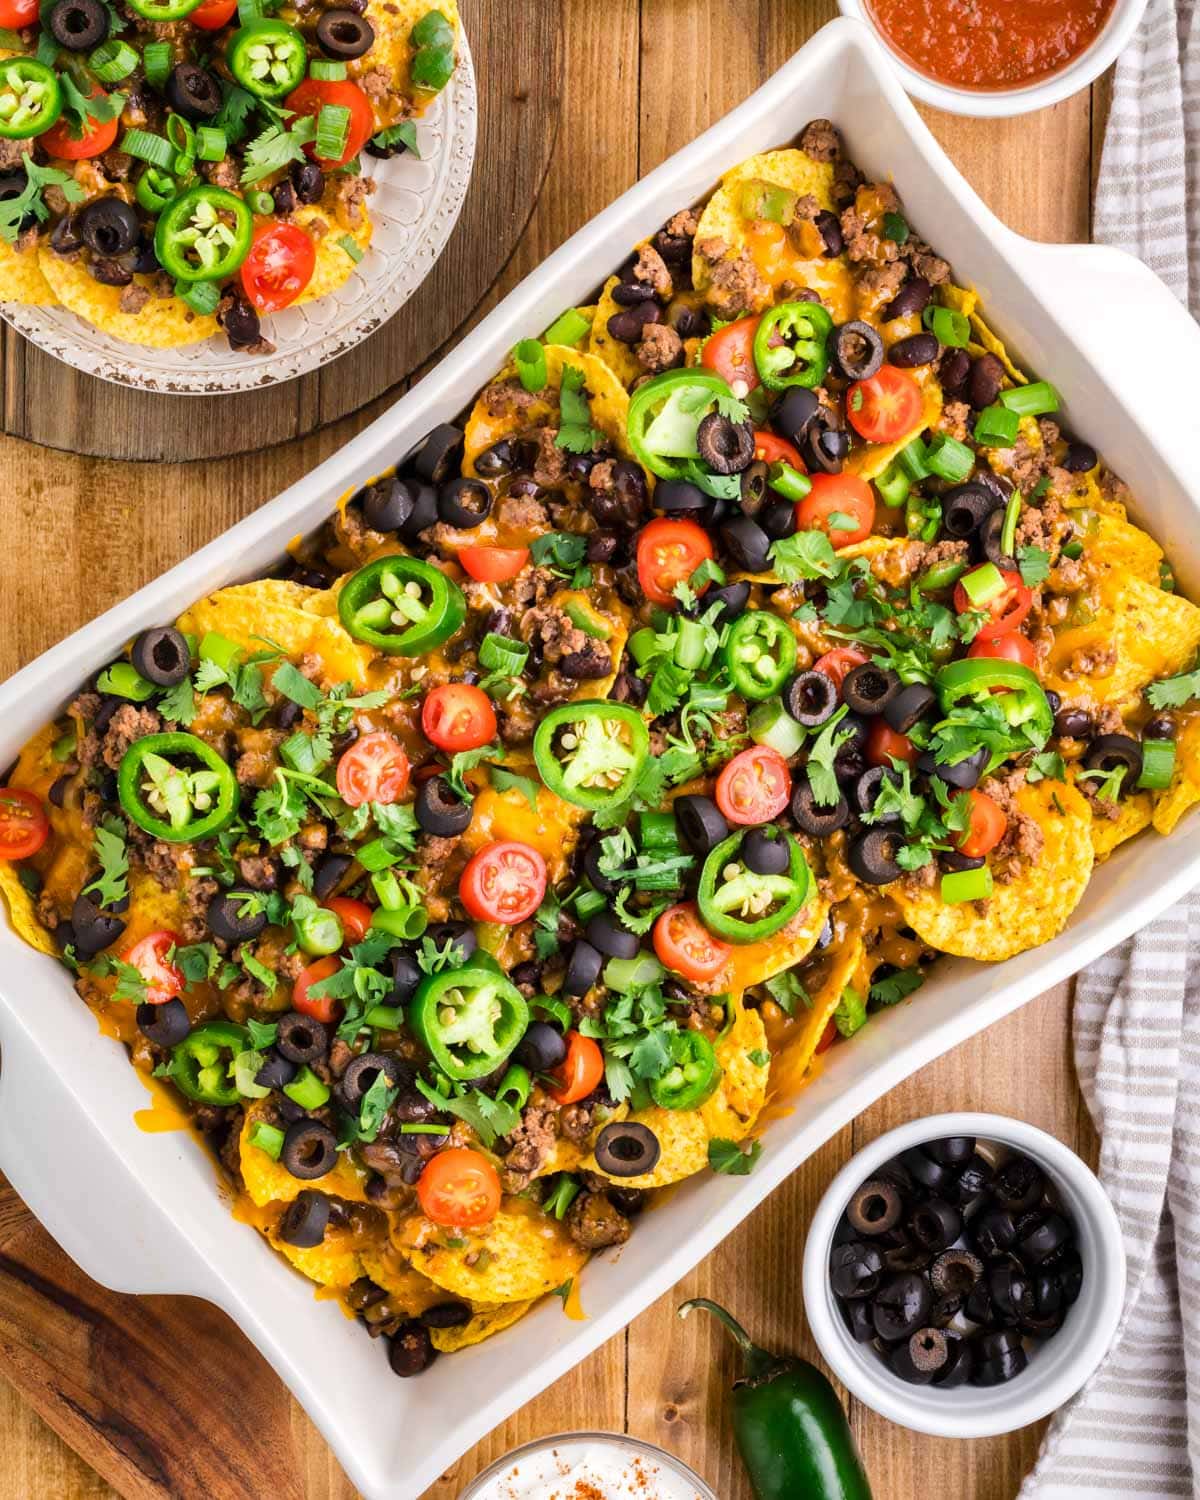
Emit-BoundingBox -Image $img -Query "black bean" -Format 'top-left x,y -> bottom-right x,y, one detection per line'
884,276 -> 932,321
889,332 -> 939,368
967,354 -> 1005,410
388,1321 -> 436,1377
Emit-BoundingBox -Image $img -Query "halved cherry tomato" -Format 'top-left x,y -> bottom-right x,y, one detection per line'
240,222 -> 316,314
0,0 -> 37,22
700,315 -> 760,392
653,902 -> 731,983
546,1031 -> 605,1105
124,931 -> 184,1006
715,746 -> 792,825
953,568 -> 1032,642
191,0 -> 237,25
957,789 -> 1008,859
815,1018 -> 838,1054
459,840 -> 546,925
845,365 -> 924,444
324,896 -> 372,946
968,632 -> 1037,670
421,683 -> 497,753
336,731 -> 411,807
636,517 -> 715,608
797,472 -> 875,548
753,431 -> 806,470
0,787 -> 49,860
417,1147 -> 501,1228
812,646 -> 870,692
866,719 -> 918,768
293,955 -> 341,1024
285,78 -> 374,168
458,546 -> 530,583
42,92 -> 119,160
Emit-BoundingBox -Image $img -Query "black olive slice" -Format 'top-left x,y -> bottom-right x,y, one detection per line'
884,682 -> 936,735
594,1121 -> 661,1177
942,482 -> 997,538
992,1153 -> 1045,1212
281,1119 -> 339,1180
438,476 -> 493,528
563,939 -> 604,998
988,1266 -> 1034,1323
655,479 -> 707,513
897,1146 -> 954,1193
840,1296 -> 876,1343
396,480 -> 440,539
278,1189 -> 330,1248
1057,1250 -> 1084,1304
842,663 -> 901,717
697,412 -> 755,475
71,891 -> 126,957
1083,733 -> 1143,789
963,1282 -> 999,1327
774,387 -> 820,446
919,744 -> 988,791
829,1240 -> 885,1300
970,1206 -> 1018,1259
48,0 -> 109,48
847,828 -> 902,885
207,889 -> 268,945
389,1321 -> 437,1377
675,794 -> 729,854
415,775 -> 472,836
952,1153 -> 994,1205
831,320 -> 884,381
514,1019 -> 568,1073
801,416 -> 847,475
907,1326 -> 950,1377
424,921 -> 476,965
929,1247 -> 983,1299
316,8 -> 375,57
339,1052 -> 405,1111
412,423 -> 465,484
931,1334 -> 974,1388
760,499 -> 797,540
703,580 -> 751,625
784,670 -> 838,728
277,1011 -> 330,1065
1018,1210 -> 1072,1265
312,851 -> 353,901
852,766 -> 902,823
254,1049 -> 297,1091
76,198 -> 140,258
846,1178 -> 902,1236
719,515 -> 771,571
924,1135 -> 976,1166
741,828 -> 790,876
909,1197 -> 963,1251
582,837 -> 622,895
359,477 -> 415,533
979,506 -> 1017,571
889,1339 -> 936,1385
387,951 -> 421,1005
165,63 -> 222,122
872,1271 -> 931,1341
585,913 -> 640,960
738,461 -> 769,514
136,996 -> 190,1047
130,626 -> 190,687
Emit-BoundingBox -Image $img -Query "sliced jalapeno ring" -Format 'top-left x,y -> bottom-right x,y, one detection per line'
337,555 -> 467,656
723,609 -> 798,702
650,1031 -> 722,1110
170,1020 -> 250,1106
154,185 -> 253,283
0,58 -> 63,139
752,301 -> 834,392
696,829 -> 810,944
117,731 -> 240,843
409,963 -> 530,1082
532,701 -> 651,812
227,19 -> 308,99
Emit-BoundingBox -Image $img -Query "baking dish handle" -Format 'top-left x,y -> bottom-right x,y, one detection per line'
0,1011 -> 211,1297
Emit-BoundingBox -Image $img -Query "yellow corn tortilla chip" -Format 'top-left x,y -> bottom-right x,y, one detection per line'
1043,572 -> 1200,707
295,203 -> 373,303
844,369 -> 942,482
240,1105 -> 371,1207
358,1243 -> 480,1315
1089,514 -> 1163,585
395,1202 -> 587,1304
892,780 -> 1094,961
711,891 -> 830,991
430,1298 -> 535,1353
584,1102 -> 710,1191
347,0 -> 459,113
271,1227 -> 364,1290
699,998 -> 769,1141
1061,468 -> 1125,520
177,579 -> 372,689
588,274 -> 645,389
0,861 -> 57,955
764,940 -> 864,1101
1089,792 -> 1153,860
0,238 -> 58,306
1152,715 -> 1200,836
38,248 -> 218,348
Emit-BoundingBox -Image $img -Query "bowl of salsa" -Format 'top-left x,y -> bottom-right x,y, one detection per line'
838,0 -> 1149,116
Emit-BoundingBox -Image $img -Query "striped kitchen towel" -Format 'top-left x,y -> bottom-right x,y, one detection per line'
1018,887 -> 1200,1497
1093,0 -> 1198,315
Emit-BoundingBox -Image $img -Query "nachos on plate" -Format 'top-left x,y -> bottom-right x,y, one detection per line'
3,118 -> 1198,1376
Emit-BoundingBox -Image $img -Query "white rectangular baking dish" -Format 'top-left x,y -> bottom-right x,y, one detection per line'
2,20 -> 1199,1500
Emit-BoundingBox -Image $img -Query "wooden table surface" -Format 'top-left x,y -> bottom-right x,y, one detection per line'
0,2 -> 1110,1496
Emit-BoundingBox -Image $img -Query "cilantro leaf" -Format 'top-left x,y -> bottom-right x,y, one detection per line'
370,120 -> 419,157
768,530 -> 838,582
157,677 -> 197,726
714,392 -> 750,423
554,364 -> 603,453
241,116 -> 317,186
833,984 -> 867,1038
489,764 -> 540,809
764,969 -> 809,1015
1147,665 -> 1200,710
83,820 -> 128,910
529,531 -> 588,575
0,155 -> 85,245
805,705 -> 853,807
414,1077 -> 519,1149
1017,545 -> 1051,588
708,1137 -> 763,1175
1026,750 -> 1067,783
445,742 -> 503,802
869,968 -> 924,1007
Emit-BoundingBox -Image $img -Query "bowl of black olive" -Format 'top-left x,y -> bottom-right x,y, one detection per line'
802,1114 -> 1125,1436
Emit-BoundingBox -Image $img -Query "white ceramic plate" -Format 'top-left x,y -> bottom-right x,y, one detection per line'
0,33 -> 476,393
1,20 -> 1198,1500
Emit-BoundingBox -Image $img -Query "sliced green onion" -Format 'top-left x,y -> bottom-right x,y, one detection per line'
479,632 -> 528,674
496,1064 -> 532,1110
924,433 -> 974,484
136,167 -> 177,213
400,1122 -> 451,1134
1000,490 -> 1021,559
338,233 -> 364,263
513,337 -> 547,393
233,1050 -> 271,1099
247,189 -> 275,214
767,461 -> 811,502
310,58 -> 347,80
237,0 -> 263,20
922,304 -> 970,348
534,995 -> 572,1031
176,279 -> 221,317
604,952 -> 665,993
1000,381 -> 1060,418
314,102 -> 350,161
364,1003 -> 404,1030
96,662 -> 157,701
283,1065 -> 331,1110
142,40 -> 170,88
959,562 -> 1005,608
166,113 -> 194,155
628,627 -> 658,668
673,617 -> 708,672
896,436 -> 931,481
52,728 -> 78,762
172,149 -> 195,179
371,904 -> 427,940
1062,540 -> 1084,560
1138,737 -> 1176,790
1160,560 -> 1176,592
89,39 -> 139,83
195,125 -> 226,162
638,811 -> 679,852
875,461 -> 910,508
882,211 -> 909,244
356,836 -> 405,872
248,1119 -> 285,1159
121,128 -> 175,170
543,307 -> 592,347
974,404 -> 1020,447
749,698 -> 806,759
573,887 -> 607,923
941,866 -> 993,905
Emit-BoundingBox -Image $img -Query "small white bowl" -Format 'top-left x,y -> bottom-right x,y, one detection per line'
836,1 -> 1150,117
803,1113 -> 1126,1438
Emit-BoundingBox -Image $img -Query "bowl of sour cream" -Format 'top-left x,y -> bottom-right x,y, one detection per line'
458,1432 -> 718,1500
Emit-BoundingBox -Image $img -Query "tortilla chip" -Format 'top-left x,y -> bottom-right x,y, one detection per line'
1089,792 -> 1153,860
0,238 -> 58,306
295,203 -> 373,303
0,862 -> 57,955
1089,514 -> 1163,585
588,275 -> 644,389
463,779 -> 587,884
1043,572 -> 1200,706
240,1104 -> 371,1207
358,1243 -> 470,1315
891,780 -> 1094,961
350,0 -> 460,111
395,1202 -> 587,1303
699,998 -> 769,1141
430,1299 -> 535,1353
38,248 -> 219,348
271,1228 -> 364,1290
583,1103 -> 710,1190
844,369 -> 942,482
1152,715 -> 1200,836
463,346 -> 634,474
177,579 -> 372,689
712,891 -> 830,991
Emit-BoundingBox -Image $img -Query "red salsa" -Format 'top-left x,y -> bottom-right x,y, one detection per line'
866,0 -> 1117,91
